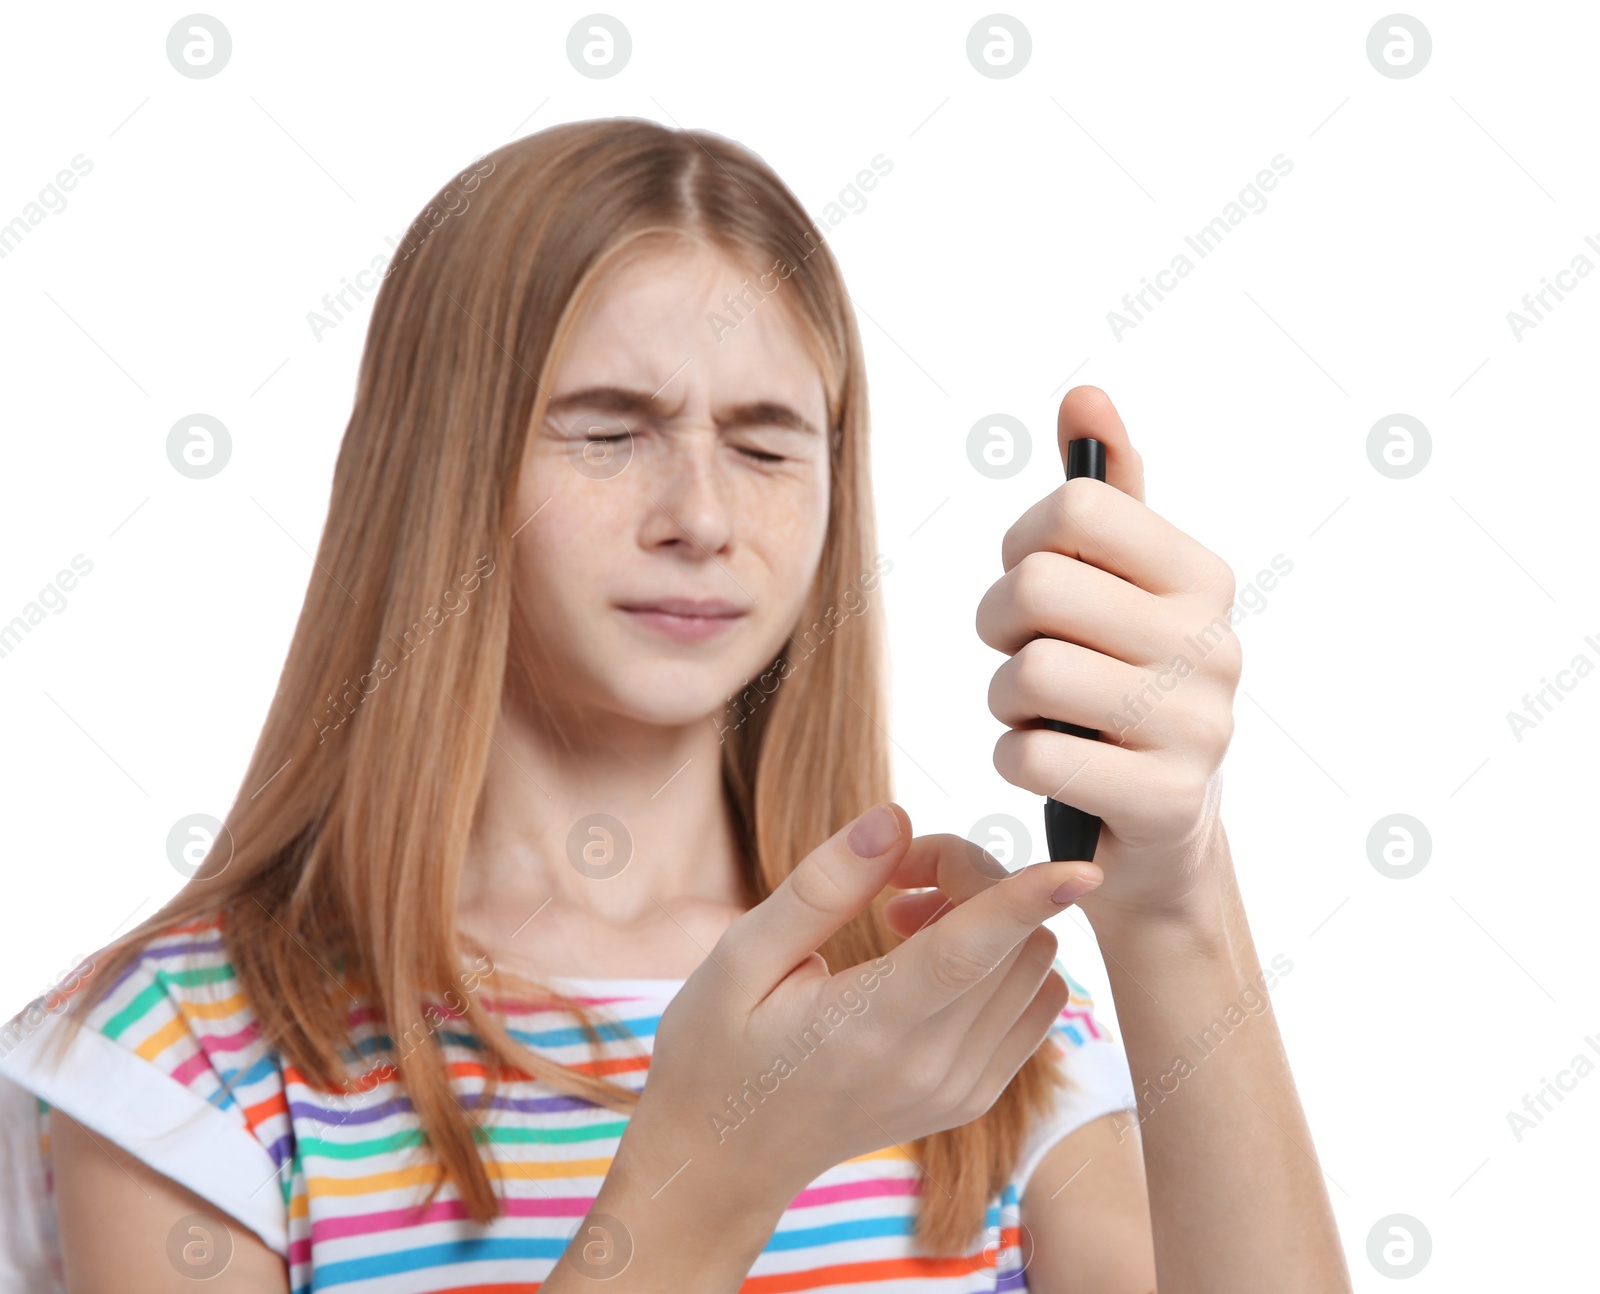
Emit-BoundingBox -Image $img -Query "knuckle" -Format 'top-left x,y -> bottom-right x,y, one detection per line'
1209,630 -> 1248,681
1170,765 -> 1205,812
1059,475 -> 1104,525
1182,613 -> 1236,681
783,858 -> 847,921
1203,706 -> 1235,758
929,944 -> 996,996
954,834 -> 1009,883
1211,556 -> 1237,602
1206,703 -> 1236,754
1176,695 -> 1234,756
975,580 -> 1005,647
844,1022 -> 894,1072
1020,730 -> 1059,793
957,1081 -> 1000,1123
993,727 -> 1045,792
1214,633 -> 1244,685
1010,638 -> 1053,708
985,657 -> 1012,721
991,733 -> 1011,782
1159,766 -> 1211,830
1012,551 -> 1057,625
932,831 -> 985,873
1023,924 -> 1058,965
901,1051 -> 946,1105
707,924 -> 741,967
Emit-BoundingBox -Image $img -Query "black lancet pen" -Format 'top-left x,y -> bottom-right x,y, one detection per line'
1042,437 -> 1106,862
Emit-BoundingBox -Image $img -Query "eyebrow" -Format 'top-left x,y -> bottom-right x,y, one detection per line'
546,386 -> 823,439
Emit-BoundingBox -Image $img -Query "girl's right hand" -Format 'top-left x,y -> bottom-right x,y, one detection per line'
628,801 -> 1103,1201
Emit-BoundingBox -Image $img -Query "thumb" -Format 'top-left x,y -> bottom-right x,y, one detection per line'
714,802 -> 909,997
1057,384 -> 1145,503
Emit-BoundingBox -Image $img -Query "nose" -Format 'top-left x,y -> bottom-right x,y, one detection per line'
639,427 -> 734,557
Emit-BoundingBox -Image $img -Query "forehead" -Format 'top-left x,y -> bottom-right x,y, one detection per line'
550,240 -> 829,419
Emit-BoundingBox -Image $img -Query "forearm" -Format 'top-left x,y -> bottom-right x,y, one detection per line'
539,1112 -> 792,1294
1087,820 -> 1350,1293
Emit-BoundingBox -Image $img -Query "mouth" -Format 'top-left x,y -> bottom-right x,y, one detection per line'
616,598 -> 750,642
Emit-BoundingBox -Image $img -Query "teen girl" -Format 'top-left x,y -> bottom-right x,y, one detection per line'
0,118 -> 1347,1292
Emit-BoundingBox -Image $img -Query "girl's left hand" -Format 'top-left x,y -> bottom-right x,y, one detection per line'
974,385 -> 1242,932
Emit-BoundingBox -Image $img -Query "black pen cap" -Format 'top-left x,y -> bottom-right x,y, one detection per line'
1066,437 -> 1107,483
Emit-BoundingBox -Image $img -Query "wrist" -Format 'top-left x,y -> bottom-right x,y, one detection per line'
606,1112 -> 799,1225
540,1100 -> 794,1293
618,1087 -> 808,1215
1081,827 -> 1238,967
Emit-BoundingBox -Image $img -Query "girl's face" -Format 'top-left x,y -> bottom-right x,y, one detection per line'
513,241 -> 832,732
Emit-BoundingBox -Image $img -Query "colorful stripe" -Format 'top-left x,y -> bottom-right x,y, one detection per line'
10,911 -> 1123,1292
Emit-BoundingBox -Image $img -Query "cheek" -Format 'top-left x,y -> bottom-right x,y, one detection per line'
519,482 -> 626,587
745,485 -> 828,600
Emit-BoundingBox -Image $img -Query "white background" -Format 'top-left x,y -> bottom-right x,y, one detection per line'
2,2 -> 1595,1286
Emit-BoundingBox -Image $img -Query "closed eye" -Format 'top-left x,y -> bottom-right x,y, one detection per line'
578,429 -> 789,464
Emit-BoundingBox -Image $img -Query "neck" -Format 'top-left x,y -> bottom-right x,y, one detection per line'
455,696 -> 751,971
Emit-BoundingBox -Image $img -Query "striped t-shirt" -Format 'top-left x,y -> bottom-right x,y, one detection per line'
0,913 -> 1136,1293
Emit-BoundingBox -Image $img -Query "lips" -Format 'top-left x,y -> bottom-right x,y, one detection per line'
616,597 -> 748,617
616,596 -> 750,642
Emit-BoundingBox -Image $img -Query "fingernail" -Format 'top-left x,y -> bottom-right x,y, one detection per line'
1051,870 -> 1100,905
849,803 -> 901,858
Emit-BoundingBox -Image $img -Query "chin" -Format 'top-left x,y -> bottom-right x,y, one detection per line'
571,629 -> 792,732
605,671 -> 748,731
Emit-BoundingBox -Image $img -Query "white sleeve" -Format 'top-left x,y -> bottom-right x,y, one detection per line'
0,1073 -> 67,1294
1013,970 -> 1138,1198
0,995 -> 290,1260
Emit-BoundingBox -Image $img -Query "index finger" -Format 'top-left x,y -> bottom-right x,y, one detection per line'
1008,385 -> 1206,597
875,858 -> 1098,1027
881,833 -> 1014,937
999,478 -> 1220,599
887,832 -> 1011,899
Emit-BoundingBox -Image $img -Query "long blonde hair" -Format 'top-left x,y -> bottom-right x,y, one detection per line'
49,117 -> 1070,1255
